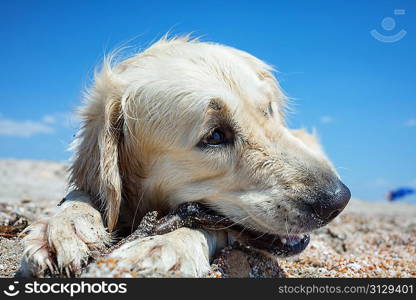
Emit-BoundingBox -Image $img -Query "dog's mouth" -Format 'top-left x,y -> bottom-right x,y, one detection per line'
225,224 -> 310,257
154,202 -> 310,257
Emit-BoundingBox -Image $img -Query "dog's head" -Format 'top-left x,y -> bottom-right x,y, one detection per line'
70,37 -> 350,255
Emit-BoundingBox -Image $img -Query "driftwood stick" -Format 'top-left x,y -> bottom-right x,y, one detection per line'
99,202 -> 232,257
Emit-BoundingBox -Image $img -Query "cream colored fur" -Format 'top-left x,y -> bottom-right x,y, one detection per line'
20,36 -> 341,277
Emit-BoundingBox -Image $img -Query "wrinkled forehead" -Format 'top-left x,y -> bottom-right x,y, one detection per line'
125,41 -> 284,109
122,42 -> 286,142
190,51 -> 285,128
160,43 -> 285,120
192,44 -> 283,112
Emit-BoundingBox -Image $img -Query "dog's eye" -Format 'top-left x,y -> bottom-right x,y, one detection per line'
198,127 -> 233,148
205,129 -> 226,145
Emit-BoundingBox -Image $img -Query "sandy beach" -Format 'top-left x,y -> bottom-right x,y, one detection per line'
1,159 -> 415,278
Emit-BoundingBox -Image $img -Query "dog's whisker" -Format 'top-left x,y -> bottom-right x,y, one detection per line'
335,166 -> 350,171
253,231 -> 268,241
130,190 -> 145,233
285,216 -> 288,235
210,215 -> 251,231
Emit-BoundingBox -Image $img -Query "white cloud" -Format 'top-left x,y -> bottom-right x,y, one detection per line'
404,119 -> 416,127
42,115 -> 57,124
320,115 -> 334,124
42,112 -> 79,127
0,111 -> 80,138
0,118 -> 55,137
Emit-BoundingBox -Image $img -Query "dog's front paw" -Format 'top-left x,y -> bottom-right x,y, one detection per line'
84,227 -> 212,277
19,202 -> 110,277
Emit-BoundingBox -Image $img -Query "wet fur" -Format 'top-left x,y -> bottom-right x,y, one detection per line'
20,36 -> 341,277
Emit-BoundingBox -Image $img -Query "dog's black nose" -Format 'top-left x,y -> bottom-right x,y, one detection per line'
311,181 -> 351,222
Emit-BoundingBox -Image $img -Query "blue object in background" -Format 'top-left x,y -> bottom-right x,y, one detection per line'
386,187 -> 415,201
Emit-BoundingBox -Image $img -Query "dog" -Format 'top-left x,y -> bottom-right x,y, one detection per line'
19,36 -> 350,277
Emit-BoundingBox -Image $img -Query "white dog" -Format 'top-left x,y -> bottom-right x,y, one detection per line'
20,36 -> 350,277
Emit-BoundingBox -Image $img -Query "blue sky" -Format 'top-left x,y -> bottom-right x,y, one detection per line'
0,0 -> 415,202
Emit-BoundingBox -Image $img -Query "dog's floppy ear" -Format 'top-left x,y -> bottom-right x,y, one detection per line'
98,97 -> 124,232
69,89 -> 124,232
